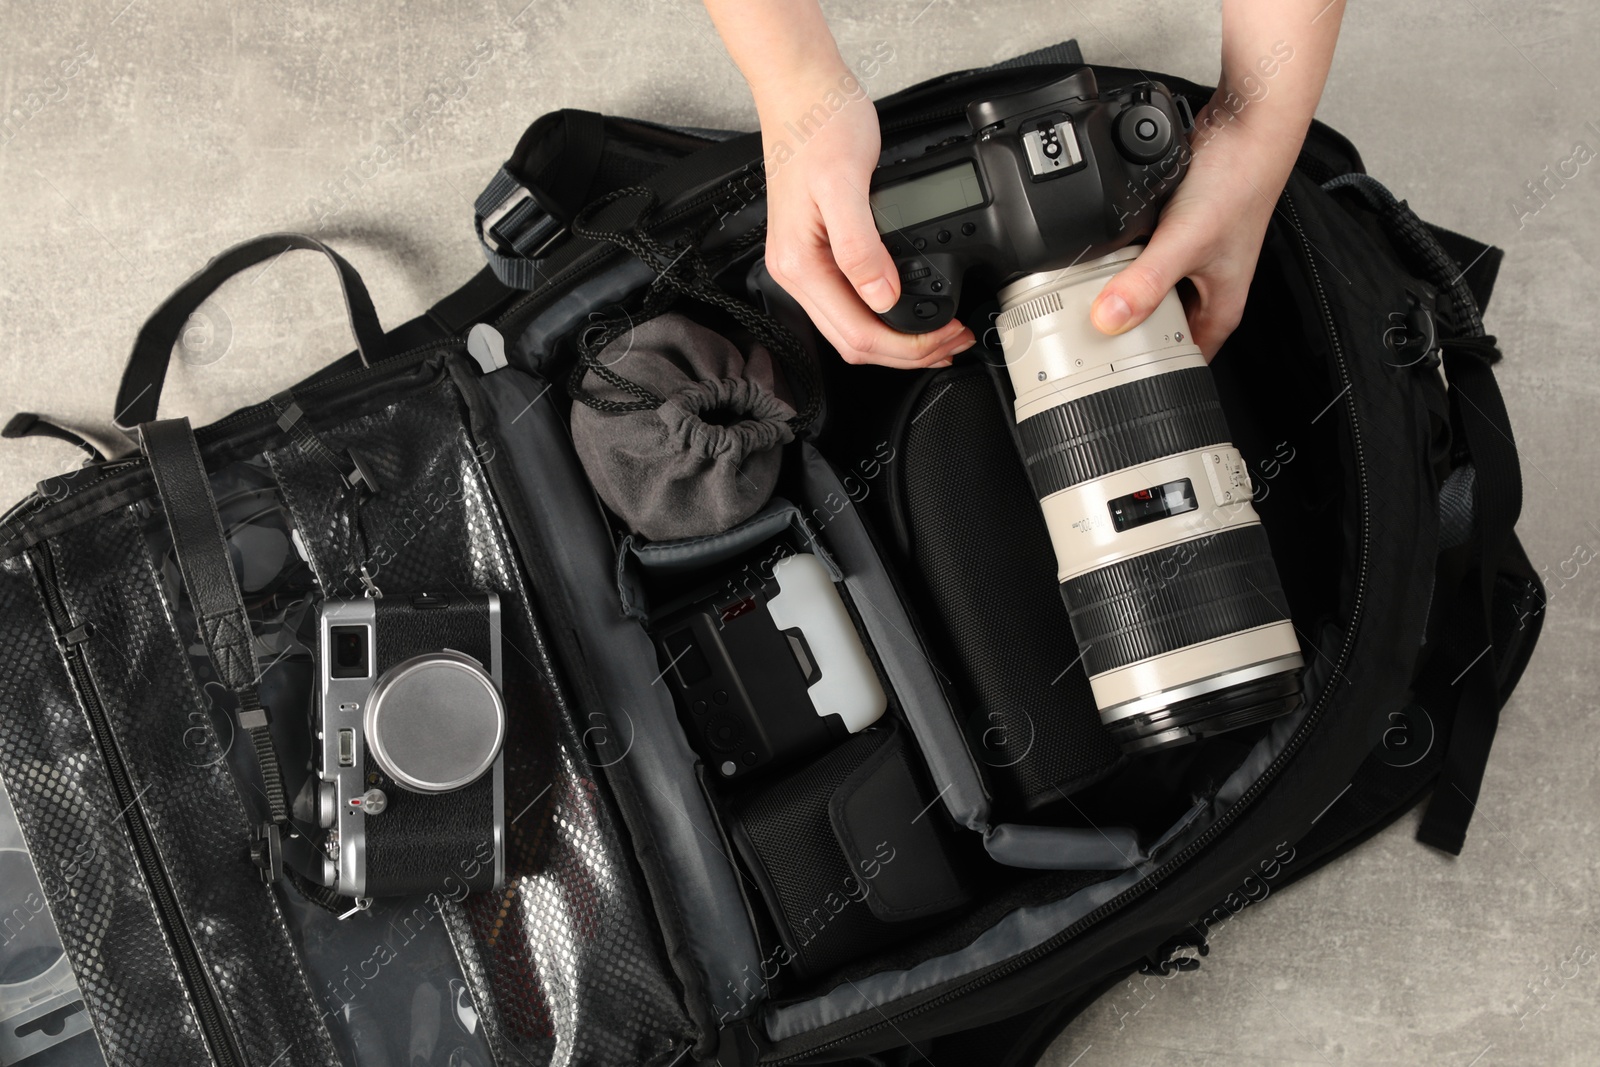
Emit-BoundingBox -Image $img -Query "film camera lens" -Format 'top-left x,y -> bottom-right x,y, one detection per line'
365,651 -> 505,793
995,248 -> 1303,752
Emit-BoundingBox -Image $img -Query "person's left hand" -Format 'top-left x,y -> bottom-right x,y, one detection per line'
1088,97 -> 1288,360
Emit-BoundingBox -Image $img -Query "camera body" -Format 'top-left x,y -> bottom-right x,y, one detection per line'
868,68 -> 1191,333
652,553 -> 886,780
304,592 -> 506,898
868,69 -> 1304,753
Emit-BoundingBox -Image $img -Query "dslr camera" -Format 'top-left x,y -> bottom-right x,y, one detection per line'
289,592 -> 506,898
869,69 -> 1305,752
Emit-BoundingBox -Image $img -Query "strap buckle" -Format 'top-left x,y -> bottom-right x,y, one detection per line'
478,182 -> 568,260
250,822 -> 283,885
480,183 -> 569,259
478,186 -> 532,253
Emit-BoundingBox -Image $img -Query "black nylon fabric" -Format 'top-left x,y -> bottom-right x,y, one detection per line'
895,365 -> 1123,814
734,728 -> 934,980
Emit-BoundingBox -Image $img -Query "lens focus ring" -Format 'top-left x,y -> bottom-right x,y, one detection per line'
1061,524 -> 1293,677
1017,367 -> 1231,498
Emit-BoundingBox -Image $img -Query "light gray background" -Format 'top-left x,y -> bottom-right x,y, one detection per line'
1,1 -> 1596,1064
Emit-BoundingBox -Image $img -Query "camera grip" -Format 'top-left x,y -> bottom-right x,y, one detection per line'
878,253 -> 963,334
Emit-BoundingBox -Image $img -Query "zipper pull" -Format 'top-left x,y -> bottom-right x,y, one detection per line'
57,622 -> 95,655
1140,931 -> 1209,976
466,323 -> 509,374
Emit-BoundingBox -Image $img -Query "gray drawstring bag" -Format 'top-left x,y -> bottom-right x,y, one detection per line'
570,312 -> 797,541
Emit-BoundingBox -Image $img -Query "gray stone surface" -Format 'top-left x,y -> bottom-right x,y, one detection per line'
1,1 -> 1595,1063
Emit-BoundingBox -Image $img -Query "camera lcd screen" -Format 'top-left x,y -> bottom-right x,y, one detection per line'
1108,479 -> 1199,533
870,161 -> 985,233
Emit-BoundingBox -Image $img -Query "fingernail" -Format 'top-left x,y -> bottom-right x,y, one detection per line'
1093,293 -> 1131,334
860,277 -> 895,313
933,359 -> 954,368
950,335 -> 976,355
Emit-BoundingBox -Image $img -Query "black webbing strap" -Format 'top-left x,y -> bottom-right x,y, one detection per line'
1416,335 -> 1522,853
2,412 -> 106,462
139,418 -> 289,832
116,234 -> 387,430
1319,174 -> 1525,853
475,109 -> 608,288
475,109 -> 765,289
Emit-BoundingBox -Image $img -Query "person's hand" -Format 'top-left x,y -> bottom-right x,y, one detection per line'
755,67 -> 976,368
1089,89 -> 1313,361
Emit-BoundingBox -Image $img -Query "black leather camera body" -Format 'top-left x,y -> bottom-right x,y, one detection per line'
867,68 -> 1192,333
296,592 -> 507,898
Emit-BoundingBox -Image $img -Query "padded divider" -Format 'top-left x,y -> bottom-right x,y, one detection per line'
794,444 -> 991,831
980,824 -> 1145,871
796,444 -> 1182,871
615,497 -> 841,620
475,368 -> 765,1023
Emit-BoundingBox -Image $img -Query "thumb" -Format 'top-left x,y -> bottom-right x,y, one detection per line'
816,181 -> 901,314
1090,229 -> 1201,336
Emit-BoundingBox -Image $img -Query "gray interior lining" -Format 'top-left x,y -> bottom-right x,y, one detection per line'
762,697 -> 1315,1041
478,368 -> 763,1023
980,823 -> 1148,871
615,498 -> 841,620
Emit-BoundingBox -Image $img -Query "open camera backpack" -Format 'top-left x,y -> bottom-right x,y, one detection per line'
0,42 -> 1545,1067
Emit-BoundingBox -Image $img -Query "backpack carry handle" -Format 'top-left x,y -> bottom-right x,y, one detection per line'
114,233 -> 386,430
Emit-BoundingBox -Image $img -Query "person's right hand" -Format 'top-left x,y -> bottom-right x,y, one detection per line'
755,67 -> 976,368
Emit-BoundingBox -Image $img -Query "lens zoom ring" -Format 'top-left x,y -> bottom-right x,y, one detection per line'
1017,367 -> 1231,497
1061,525 -> 1292,676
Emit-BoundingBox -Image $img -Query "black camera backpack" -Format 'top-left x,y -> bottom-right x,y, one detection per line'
0,42 -> 1543,1067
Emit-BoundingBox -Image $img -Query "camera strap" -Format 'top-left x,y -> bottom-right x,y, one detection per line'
139,418 -> 299,883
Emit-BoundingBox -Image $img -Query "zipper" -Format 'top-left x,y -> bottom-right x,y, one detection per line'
766,189 -> 1371,1063
2,340 -> 461,552
30,544 -> 246,1067
199,338 -> 460,437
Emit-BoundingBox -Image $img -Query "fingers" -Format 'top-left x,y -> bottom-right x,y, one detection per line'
1183,280 -> 1247,362
814,176 -> 900,314
1090,224 -> 1205,338
771,244 -> 972,366
767,236 -> 973,367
